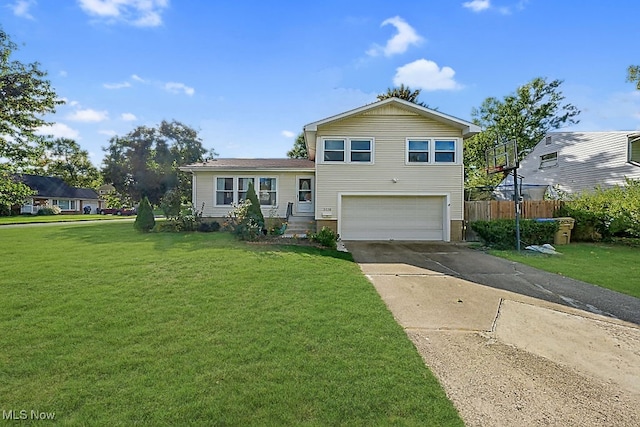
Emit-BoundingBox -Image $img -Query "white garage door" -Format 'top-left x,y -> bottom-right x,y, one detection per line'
340,195 -> 445,240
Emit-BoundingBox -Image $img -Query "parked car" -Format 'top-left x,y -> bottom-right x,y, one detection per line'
98,207 -> 137,216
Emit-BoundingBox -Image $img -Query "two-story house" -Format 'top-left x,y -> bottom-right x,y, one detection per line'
180,98 -> 480,241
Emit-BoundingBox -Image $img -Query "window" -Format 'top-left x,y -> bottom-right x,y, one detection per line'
407,138 -> 459,164
350,140 -> 372,162
237,177 -> 254,202
545,136 -> 552,146
216,177 -> 234,205
435,140 -> 456,163
539,152 -> 558,168
259,178 -> 277,206
53,199 -> 75,210
322,138 -> 374,163
629,134 -> 640,164
324,139 -> 345,162
408,140 -> 429,163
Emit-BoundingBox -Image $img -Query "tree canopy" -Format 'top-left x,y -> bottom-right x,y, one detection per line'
286,132 -> 308,159
464,77 -> 580,189
628,65 -> 640,90
43,138 -> 101,189
0,28 -> 63,211
376,84 -> 428,107
101,120 -> 209,205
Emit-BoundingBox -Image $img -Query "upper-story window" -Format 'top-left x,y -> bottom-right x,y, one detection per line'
434,140 -> 456,163
407,138 -> 458,164
322,138 -> 374,163
323,139 -> 345,162
629,134 -> 640,165
539,152 -> 558,168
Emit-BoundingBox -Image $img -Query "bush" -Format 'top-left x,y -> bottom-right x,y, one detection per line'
160,187 -> 182,219
224,200 -> 263,241
153,203 -> 207,232
555,179 -> 640,240
198,221 -> 220,232
245,181 -> 265,230
470,219 -> 558,250
309,226 -> 338,249
134,197 -> 155,232
36,205 -> 61,216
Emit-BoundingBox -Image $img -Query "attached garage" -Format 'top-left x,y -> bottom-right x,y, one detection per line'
339,195 -> 448,241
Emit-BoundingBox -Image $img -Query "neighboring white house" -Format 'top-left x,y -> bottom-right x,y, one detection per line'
497,132 -> 640,199
180,98 -> 480,241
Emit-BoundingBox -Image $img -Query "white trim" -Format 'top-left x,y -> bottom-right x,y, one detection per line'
337,192 -> 451,241
405,137 -> 461,165
214,175 -> 279,208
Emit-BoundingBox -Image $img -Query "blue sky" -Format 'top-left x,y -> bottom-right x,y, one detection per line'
3,0 -> 639,166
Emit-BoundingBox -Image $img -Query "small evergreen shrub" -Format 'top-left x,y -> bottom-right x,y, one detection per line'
470,219 -> 558,250
36,206 -> 60,215
134,197 -> 155,232
198,221 -> 220,232
224,200 -> 262,241
309,226 -> 338,249
245,181 -> 265,230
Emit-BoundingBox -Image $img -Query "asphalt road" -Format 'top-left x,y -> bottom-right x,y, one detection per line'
345,241 -> 640,325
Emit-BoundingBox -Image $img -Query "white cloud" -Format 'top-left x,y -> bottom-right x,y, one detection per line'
99,129 -> 117,136
120,112 -> 137,121
367,16 -> 423,57
393,59 -> 463,91
38,122 -> 80,139
66,108 -> 109,122
463,0 -> 491,12
103,81 -> 131,89
10,0 -> 36,19
164,82 -> 194,96
281,130 -> 295,138
77,0 -> 168,27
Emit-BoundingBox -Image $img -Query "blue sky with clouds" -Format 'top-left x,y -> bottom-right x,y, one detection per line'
3,0 -> 639,166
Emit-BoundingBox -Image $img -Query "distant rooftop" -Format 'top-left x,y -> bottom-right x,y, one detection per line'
181,158 -> 315,170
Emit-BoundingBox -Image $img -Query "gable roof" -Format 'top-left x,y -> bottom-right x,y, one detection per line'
18,174 -> 99,199
304,97 -> 481,137
303,97 -> 481,160
180,158 -> 315,172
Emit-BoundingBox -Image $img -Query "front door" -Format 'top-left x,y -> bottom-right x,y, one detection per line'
296,177 -> 314,214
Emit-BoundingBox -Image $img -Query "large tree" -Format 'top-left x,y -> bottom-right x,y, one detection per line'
464,77 -> 580,188
102,120 -> 209,205
0,28 -> 63,211
376,84 -> 428,107
628,65 -> 640,90
43,138 -> 101,189
286,132 -> 307,159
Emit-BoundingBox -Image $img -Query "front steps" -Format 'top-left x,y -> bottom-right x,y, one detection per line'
283,215 -> 315,237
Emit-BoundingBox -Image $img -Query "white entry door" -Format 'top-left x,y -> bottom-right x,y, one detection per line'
296,177 -> 314,214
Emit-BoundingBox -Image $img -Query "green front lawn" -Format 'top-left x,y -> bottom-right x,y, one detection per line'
0,214 -> 132,225
490,242 -> 640,298
0,223 -> 461,426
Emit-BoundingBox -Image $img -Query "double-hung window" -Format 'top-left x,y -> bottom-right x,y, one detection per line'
53,199 -> 75,210
259,178 -> 277,206
407,138 -> 458,164
539,152 -> 558,168
216,177 -> 277,206
216,178 -> 234,205
324,139 -> 345,162
323,138 -> 373,163
407,140 -> 429,163
434,140 -> 456,163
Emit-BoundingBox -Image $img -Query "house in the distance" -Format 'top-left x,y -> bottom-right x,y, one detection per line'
511,132 -> 640,197
180,98 -> 480,241
17,174 -> 100,214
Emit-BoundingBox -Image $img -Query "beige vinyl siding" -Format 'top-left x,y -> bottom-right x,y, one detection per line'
314,113 -> 464,220
193,171 -> 300,218
518,132 -> 640,194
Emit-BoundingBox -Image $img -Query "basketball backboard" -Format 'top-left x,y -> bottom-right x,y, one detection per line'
485,139 -> 518,174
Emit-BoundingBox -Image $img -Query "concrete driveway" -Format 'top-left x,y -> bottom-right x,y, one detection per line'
344,241 -> 640,426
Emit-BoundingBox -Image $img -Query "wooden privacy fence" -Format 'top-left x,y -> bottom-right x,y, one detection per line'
464,200 -> 565,241
465,200 -> 564,222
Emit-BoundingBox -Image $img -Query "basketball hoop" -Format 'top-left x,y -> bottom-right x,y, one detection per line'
485,139 -> 518,175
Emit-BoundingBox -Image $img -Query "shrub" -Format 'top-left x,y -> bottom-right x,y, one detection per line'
555,179 -> 640,240
470,219 -> 558,250
153,203 -> 206,232
309,226 -> 338,249
160,187 -> 182,219
224,200 -> 262,241
36,205 -> 60,215
245,181 -> 265,230
134,197 -> 155,232
198,221 -> 220,232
